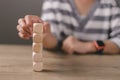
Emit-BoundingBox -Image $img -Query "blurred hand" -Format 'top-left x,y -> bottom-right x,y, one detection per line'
16,15 -> 50,39
62,36 -> 78,54
17,15 -> 58,49
62,36 -> 94,54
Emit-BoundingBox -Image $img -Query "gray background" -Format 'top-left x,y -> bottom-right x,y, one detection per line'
0,0 -> 120,45
0,0 -> 43,44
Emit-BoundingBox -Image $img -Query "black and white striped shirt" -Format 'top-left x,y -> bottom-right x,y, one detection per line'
41,0 -> 120,48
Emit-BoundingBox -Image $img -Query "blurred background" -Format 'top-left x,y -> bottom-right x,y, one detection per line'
0,0 -> 120,45
0,0 -> 43,44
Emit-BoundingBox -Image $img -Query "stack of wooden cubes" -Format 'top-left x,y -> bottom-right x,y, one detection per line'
32,23 -> 43,72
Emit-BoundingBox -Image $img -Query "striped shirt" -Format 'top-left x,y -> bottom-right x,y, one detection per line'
41,0 -> 120,48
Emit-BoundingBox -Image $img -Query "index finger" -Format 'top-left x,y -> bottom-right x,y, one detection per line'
18,18 -> 26,26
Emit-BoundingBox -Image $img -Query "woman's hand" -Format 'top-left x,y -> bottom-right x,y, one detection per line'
17,15 -> 43,39
17,15 -> 58,49
62,36 -> 78,54
62,36 -> 96,54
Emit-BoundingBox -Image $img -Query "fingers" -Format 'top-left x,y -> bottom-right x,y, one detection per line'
17,15 -> 42,39
17,25 -> 24,33
62,40 -> 74,54
24,15 -> 43,34
17,25 -> 32,39
24,15 -> 33,26
17,15 -> 51,40
18,32 -> 30,40
62,45 -> 74,54
18,17 -> 32,35
24,15 -> 43,26
18,18 -> 26,26
43,21 -> 51,33
17,25 -> 31,34
62,36 -> 77,54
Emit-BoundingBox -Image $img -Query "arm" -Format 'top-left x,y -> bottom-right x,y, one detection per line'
17,15 -> 58,49
62,36 -> 120,54
61,3 -> 120,54
42,22 -> 58,49
62,29 -> 120,55
17,0 -> 61,50
83,40 -> 120,54
104,41 -> 120,54
41,0 -> 64,49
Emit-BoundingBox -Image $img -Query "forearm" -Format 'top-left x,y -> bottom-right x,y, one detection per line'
104,41 -> 120,54
43,33 -> 58,49
88,40 -> 120,54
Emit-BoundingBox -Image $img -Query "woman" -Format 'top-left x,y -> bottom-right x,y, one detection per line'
17,0 -> 120,54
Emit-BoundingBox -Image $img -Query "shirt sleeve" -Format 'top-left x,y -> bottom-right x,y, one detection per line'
41,0 -> 62,39
41,0 -> 63,49
109,5 -> 120,48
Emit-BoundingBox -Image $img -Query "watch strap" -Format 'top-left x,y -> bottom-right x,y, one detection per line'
93,40 -> 105,54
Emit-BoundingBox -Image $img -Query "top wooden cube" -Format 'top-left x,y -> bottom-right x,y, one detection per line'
33,23 -> 43,34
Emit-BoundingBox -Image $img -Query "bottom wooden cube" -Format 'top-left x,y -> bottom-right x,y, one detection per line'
33,62 -> 43,72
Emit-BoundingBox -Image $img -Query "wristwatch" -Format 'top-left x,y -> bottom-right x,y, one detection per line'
93,40 -> 105,54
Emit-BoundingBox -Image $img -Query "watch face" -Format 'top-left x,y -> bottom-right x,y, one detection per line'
97,41 -> 105,46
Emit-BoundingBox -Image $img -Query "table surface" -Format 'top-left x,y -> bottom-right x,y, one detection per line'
0,45 -> 120,80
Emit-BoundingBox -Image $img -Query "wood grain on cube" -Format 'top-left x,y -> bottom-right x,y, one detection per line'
33,23 -> 43,34
32,43 -> 42,53
32,52 -> 43,62
33,62 -> 43,72
33,33 -> 43,43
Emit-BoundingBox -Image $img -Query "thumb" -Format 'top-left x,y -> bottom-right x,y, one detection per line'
43,21 -> 51,33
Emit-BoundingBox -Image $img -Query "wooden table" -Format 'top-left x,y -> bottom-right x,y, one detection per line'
0,45 -> 120,80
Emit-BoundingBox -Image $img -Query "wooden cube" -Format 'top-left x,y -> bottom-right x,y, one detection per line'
32,52 -> 43,62
32,43 -> 42,53
33,33 -> 43,43
33,62 -> 43,72
33,23 -> 43,34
